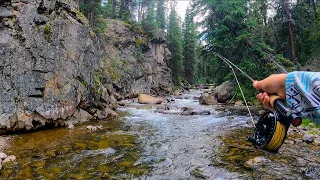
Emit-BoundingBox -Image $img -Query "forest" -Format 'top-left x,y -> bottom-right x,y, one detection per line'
79,0 -> 320,100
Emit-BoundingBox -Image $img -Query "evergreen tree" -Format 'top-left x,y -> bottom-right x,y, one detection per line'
167,2 -> 184,85
182,7 -> 197,85
119,0 -> 130,21
142,0 -> 157,38
156,0 -> 166,29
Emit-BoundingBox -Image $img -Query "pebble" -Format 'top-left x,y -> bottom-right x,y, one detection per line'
2,155 -> 16,164
303,133 -> 314,143
0,152 -> 7,160
87,125 -> 103,131
245,156 -> 271,168
68,123 -> 75,130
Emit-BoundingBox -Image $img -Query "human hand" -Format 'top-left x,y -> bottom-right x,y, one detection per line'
253,74 -> 287,109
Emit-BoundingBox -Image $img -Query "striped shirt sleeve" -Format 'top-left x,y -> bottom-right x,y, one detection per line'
286,71 -> 320,125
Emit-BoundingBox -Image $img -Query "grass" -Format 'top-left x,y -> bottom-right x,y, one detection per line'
301,119 -> 320,128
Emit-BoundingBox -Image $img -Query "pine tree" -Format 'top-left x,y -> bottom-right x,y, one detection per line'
182,7 -> 197,85
156,0 -> 166,29
167,2 -> 184,85
142,0 -> 157,38
119,0 -> 130,21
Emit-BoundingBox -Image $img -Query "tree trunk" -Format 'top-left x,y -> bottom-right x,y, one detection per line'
129,0 -> 134,19
282,0 -> 297,65
89,1 -> 95,28
112,0 -> 117,18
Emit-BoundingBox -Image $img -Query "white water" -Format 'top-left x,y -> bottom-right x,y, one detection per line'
119,90 -> 252,179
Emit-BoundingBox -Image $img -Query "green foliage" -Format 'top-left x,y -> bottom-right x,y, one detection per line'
74,9 -> 89,27
44,25 -> 51,35
135,46 -> 145,63
301,119 -> 312,127
190,0 -> 306,102
156,0 -> 166,29
142,0 -> 158,38
102,50 -> 123,81
135,37 -> 148,46
94,18 -> 108,36
182,7 -> 197,85
167,2 -> 184,85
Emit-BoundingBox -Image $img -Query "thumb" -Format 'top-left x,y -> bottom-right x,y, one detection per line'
253,80 -> 262,90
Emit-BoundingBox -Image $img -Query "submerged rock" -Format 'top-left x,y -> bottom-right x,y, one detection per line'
87,125 -> 103,131
245,156 -> 271,168
2,155 -> 16,164
199,93 -> 218,105
234,101 -> 243,106
138,94 -> 163,104
94,108 -> 118,120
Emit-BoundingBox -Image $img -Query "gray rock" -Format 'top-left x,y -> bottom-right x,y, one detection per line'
95,108 -> 118,120
212,81 -> 234,103
303,133 -> 314,143
0,8 -> 12,18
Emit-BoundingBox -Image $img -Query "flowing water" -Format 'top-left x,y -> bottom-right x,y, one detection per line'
1,90 -> 319,179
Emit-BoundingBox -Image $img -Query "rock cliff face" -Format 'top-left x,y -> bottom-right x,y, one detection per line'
97,19 -> 172,98
0,1 -> 172,133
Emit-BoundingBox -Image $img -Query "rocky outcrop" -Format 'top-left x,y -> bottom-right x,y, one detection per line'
0,0 -> 99,133
98,19 -> 172,97
0,1 -> 172,134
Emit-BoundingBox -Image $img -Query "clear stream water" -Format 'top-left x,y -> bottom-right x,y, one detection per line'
1,90 -> 319,179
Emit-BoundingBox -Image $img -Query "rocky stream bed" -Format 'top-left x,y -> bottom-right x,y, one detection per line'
0,90 -> 319,179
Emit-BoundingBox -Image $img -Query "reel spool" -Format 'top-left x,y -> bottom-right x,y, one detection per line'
247,95 -> 302,153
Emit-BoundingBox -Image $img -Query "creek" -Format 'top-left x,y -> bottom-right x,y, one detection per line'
1,90 -> 319,179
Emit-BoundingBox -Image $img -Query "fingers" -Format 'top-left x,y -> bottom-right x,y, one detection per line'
256,92 -> 273,110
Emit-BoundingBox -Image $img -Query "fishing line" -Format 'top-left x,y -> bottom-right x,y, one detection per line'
219,55 -> 256,127
214,52 -> 302,153
214,53 -> 255,82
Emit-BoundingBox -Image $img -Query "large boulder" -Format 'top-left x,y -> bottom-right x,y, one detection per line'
199,93 -> 218,105
138,94 -> 163,104
212,81 -> 234,103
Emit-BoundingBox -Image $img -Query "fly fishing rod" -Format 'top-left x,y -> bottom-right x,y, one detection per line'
214,52 -> 302,153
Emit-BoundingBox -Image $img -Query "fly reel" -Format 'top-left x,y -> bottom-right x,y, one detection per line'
247,95 -> 302,153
